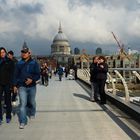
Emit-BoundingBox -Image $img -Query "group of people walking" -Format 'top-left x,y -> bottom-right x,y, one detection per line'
0,45 -> 108,130
0,46 -> 40,129
90,56 -> 108,104
55,64 -> 77,81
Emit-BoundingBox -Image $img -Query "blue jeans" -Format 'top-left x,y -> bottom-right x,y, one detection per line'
18,86 -> 36,124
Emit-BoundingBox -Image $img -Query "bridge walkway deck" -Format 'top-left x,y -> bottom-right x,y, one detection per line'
0,76 -> 139,140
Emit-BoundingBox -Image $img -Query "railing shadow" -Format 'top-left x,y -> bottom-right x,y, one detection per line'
76,79 -> 140,140
36,109 -> 104,113
73,93 -> 90,101
100,105 -> 140,140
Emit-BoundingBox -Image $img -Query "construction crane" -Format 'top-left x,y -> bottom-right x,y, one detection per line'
111,32 -> 131,61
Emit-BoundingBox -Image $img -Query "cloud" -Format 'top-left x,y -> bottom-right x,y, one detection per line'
0,0 -> 140,55
128,16 -> 140,36
19,3 -> 43,14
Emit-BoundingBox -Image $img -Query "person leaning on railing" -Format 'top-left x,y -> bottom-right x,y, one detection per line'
89,56 -> 100,102
96,56 -> 108,104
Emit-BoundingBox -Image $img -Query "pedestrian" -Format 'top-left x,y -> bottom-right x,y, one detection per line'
7,50 -> 18,106
48,65 -> 52,79
57,65 -> 63,81
0,47 -> 15,125
13,47 -> 40,129
64,65 -> 69,78
96,56 -> 108,104
44,63 -> 49,85
73,64 -> 77,80
40,63 -> 49,86
90,56 -> 99,102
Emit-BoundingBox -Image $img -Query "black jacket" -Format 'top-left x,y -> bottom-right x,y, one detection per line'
96,62 -> 108,80
90,62 -> 98,82
0,57 -> 15,85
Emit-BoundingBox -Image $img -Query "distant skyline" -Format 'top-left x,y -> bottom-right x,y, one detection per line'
0,0 -> 140,56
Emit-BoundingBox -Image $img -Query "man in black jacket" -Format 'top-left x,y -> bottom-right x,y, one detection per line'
8,50 -> 18,106
90,56 -> 99,101
0,47 -> 15,124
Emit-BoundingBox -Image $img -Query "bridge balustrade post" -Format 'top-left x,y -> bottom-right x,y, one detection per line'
85,69 -> 90,80
107,73 -> 116,95
114,70 -> 130,102
132,71 -> 140,80
77,69 -> 84,79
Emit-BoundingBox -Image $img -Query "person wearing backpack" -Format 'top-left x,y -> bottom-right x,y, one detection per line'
57,65 -> 63,81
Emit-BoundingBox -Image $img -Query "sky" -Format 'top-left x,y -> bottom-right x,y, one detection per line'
0,0 -> 140,56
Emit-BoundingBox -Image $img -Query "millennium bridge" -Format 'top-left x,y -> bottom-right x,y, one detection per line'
0,68 -> 140,140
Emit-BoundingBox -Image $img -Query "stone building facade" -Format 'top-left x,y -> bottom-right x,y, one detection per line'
51,23 -> 71,66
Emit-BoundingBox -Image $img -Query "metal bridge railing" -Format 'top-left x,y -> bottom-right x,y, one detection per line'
77,68 -> 140,105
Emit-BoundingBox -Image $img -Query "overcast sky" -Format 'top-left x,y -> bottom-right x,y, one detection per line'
0,0 -> 140,55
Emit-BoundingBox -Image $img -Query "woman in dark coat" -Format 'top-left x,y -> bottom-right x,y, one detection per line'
96,56 -> 108,104
0,47 -> 15,124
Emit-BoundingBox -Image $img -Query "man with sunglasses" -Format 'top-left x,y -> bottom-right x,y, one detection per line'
13,47 -> 40,129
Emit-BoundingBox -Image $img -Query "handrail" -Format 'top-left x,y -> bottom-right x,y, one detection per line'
114,70 -> 130,102
132,71 -> 140,80
110,68 -> 140,71
77,68 -> 140,103
107,73 -> 116,95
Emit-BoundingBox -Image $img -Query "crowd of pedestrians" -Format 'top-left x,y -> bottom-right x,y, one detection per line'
0,45 -> 108,130
53,64 -> 77,81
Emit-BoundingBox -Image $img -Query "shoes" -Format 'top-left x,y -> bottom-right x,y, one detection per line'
94,98 -> 100,102
6,118 -> 11,123
0,119 -> 11,124
19,123 -> 25,129
100,101 -> 106,105
30,116 -> 35,120
90,98 -> 95,102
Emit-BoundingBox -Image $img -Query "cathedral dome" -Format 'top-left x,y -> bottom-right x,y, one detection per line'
51,23 -> 71,60
53,24 -> 69,42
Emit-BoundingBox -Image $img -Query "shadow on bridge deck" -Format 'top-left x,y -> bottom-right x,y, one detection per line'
0,76 -> 139,140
